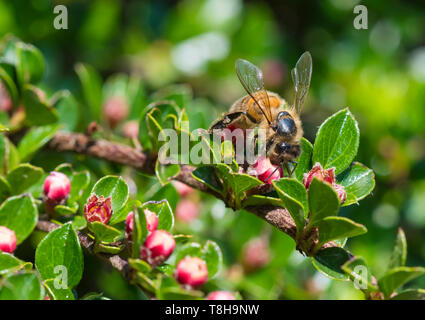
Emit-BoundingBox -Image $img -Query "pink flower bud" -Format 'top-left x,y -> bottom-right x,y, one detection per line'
175,257 -> 208,288
206,291 -> 236,300
140,230 -> 175,266
242,237 -> 270,272
250,156 -> 283,184
84,195 -> 112,224
303,162 -> 347,204
176,199 -> 199,223
0,226 -> 17,253
172,181 -> 194,197
43,172 -> 71,202
122,120 -> 139,139
126,209 -> 159,240
103,96 -> 129,128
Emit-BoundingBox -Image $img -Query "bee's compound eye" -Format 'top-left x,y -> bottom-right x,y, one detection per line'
276,142 -> 290,153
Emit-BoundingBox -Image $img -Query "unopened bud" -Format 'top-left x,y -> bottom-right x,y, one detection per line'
175,256 -> 208,288
250,156 -> 282,184
103,96 -> 129,128
242,237 -> 270,272
140,230 -> 175,266
0,226 -> 17,253
206,291 -> 236,300
176,199 -> 199,223
84,195 -> 112,224
43,172 -> 71,202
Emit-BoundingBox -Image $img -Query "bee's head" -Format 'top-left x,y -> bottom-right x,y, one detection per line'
273,111 -> 297,137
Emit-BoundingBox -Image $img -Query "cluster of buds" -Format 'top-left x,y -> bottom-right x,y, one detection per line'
175,256 -> 208,288
43,172 -> 71,214
206,291 -> 236,300
139,230 -> 175,267
248,156 -> 283,184
84,195 -> 113,224
103,96 -> 129,128
303,163 -> 347,203
125,208 -> 159,240
241,236 -> 271,272
0,226 -> 17,253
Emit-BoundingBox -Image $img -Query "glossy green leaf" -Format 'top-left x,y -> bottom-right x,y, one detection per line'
35,223 -> 84,288
6,163 -> 44,195
44,279 -> 75,300
15,42 -> 45,85
242,194 -> 283,208
155,159 -> 180,185
316,216 -> 367,246
391,289 -> 425,300
192,166 -> 223,194
0,195 -> 38,243
202,240 -> 222,279
378,266 -> 425,298
110,199 -> 141,225
91,175 -> 129,212
312,246 -> 352,280
88,221 -> 121,243
132,205 -> 149,258
142,200 -> 174,232
308,178 -> 340,226
273,178 -> 306,232
0,252 -> 28,275
0,176 -> 11,203
0,65 -> 18,105
313,108 -> 359,175
17,124 -> 61,162
388,228 -> 407,270
0,272 -> 44,300
23,85 -> 58,126
339,162 -> 375,206
175,242 -> 202,264
128,258 -> 151,274
75,63 -> 103,120
342,256 -> 377,292
294,138 -> 313,182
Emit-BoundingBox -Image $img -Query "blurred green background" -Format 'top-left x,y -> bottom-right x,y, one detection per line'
2,0 -> 425,299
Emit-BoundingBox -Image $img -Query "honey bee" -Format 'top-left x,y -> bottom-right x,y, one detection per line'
210,52 -> 312,177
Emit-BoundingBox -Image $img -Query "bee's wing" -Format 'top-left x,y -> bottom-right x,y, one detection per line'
235,59 -> 272,124
291,51 -> 312,114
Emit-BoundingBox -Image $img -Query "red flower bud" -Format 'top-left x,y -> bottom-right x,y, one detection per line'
0,226 -> 17,253
43,172 -> 71,202
175,257 -> 208,288
140,230 -> 175,266
103,96 -> 129,128
84,195 -> 112,224
206,291 -> 236,300
303,163 -> 347,204
250,156 -> 283,184
176,199 -> 199,223
172,181 -> 194,197
122,120 -> 139,139
242,237 -> 270,272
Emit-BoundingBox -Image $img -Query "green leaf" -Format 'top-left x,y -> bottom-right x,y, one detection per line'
52,90 -> 79,132
132,205 -> 149,258
44,279 -> 75,300
175,242 -> 202,264
391,289 -> 425,300
294,138 -> 313,182
0,195 -> 38,243
342,256 -> 377,292
202,240 -> 222,279
155,159 -> 180,185
54,205 -> 77,215
91,175 -> 129,212
388,228 -> 407,270
142,200 -> 174,232
0,272 -> 44,300
192,166 -> 223,194
17,124 -> 61,162
6,163 -> 44,195
378,266 -> 425,298
23,85 -> 58,126
0,176 -> 11,203
88,221 -> 121,243
128,258 -> 151,274
110,199 -> 141,225
75,63 -> 103,120
232,173 -> 263,198
312,247 -> 352,280
0,65 -> 18,105
316,216 -> 367,246
242,194 -> 283,208
0,252 -> 29,275
71,216 -> 87,231
15,42 -> 45,85
273,178 -> 307,233
339,162 -> 375,206
313,108 -> 360,175
158,287 -> 203,300
308,178 -> 340,226
35,223 -> 84,288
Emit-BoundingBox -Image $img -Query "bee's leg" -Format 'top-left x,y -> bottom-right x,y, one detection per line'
290,160 -> 298,176
284,161 -> 292,178
264,166 -> 280,183
209,112 -> 246,131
